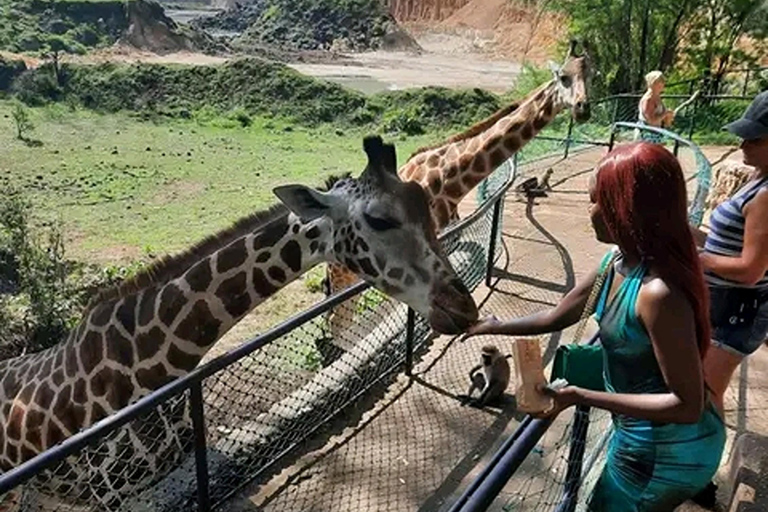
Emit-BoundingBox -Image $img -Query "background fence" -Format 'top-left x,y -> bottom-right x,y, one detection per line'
0,80 -> 761,512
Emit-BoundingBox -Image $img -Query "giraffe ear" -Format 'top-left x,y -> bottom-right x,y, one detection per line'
273,185 -> 338,222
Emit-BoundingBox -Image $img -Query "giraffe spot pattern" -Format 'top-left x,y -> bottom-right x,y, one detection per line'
2,371 -> 20,399
358,257 -> 378,278
428,176 -> 442,196
215,272 -> 251,318
280,240 -> 302,272
504,136 -> 521,153
216,238 -> 247,274
26,410 -> 45,451
252,268 -> 278,297
443,179 -> 464,199
521,123 -> 533,140
18,382 -> 34,404
46,421 -> 65,448
344,258 -> 360,274
374,253 -> 386,272
186,259 -> 213,292
174,300 -> 222,348
255,251 -> 271,263
90,301 -> 115,327
167,344 -> 200,372
72,379 -> 87,404
91,402 -> 108,423
79,331 -> 104,375
253,216 -> 289,251
116,295 -> 137,335
105,370 -> 133,410
387,268 -> 403,280
20,445 -> 36,464
6,405 -> 23,440
138,287 -> 159,327
306,226 -> 321,239
268,266 -> 286,283
404,274 -> 415,287
489,148 -> 506,167
90,366 -> 113,397
106,325 -> 134,368
136,364 -> 173,391
51,369 -> 65,387
309,241 -> 319,253
33,382 -> 54,409
158,283 -> 187,327
5,443 -> 18,464
136,326 -> 165,361
64,345 -> 80,378
35,356 -> 53,382
533,113 -> 548,131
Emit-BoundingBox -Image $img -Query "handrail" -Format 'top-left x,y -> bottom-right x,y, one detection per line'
0,155 -> 520,498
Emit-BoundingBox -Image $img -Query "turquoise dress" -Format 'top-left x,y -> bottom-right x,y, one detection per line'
587,251 -> 726,512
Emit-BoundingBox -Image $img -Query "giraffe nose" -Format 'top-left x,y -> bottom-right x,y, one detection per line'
575,101 -> 591,121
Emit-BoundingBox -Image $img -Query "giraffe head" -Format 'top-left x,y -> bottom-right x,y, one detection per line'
548,39 -> 593,123
274,136 -> 479,334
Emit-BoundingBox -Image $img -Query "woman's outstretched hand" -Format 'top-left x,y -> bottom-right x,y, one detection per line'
462,314 -> 502,339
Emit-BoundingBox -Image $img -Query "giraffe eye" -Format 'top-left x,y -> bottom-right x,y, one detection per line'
559,74 -> 572,87
363,213 -> 400,231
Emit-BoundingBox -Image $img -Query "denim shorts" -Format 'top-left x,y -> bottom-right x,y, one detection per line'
709,285 -> 768,357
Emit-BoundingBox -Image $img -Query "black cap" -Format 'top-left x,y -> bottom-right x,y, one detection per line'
724,90 -> 768,140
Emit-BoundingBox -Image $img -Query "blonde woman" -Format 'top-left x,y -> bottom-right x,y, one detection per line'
639,71 -> 675,128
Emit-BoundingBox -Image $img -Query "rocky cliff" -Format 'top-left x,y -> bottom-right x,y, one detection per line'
386,0 -> 471,22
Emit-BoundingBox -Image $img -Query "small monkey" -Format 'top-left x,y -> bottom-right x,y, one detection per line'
461,345 -> 511,407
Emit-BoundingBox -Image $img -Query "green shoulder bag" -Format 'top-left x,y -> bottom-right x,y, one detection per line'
549,250 -> 617,392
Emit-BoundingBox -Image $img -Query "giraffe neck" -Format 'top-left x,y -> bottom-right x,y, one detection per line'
408,80 -> 563,226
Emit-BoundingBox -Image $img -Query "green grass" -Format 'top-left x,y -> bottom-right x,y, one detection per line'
0,101 -> 456,264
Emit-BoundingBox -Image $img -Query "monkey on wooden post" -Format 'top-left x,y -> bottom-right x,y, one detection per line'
461,345 -> 511,407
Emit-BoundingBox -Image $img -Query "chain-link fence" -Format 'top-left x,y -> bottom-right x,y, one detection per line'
0,144 -> 515,511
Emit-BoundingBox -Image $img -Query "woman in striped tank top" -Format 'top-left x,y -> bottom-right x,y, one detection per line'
693,91 -> 768,418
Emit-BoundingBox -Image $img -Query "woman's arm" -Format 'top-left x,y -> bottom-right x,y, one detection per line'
546,277 -> 705,424
464,260 -> 603,337
700,189 -> 768,285
689,224 -> 708,248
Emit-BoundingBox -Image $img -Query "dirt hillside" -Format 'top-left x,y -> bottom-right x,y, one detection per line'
388,0 -> 565,64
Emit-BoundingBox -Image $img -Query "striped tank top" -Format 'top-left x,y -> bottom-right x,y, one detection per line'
704,175 -> 768,288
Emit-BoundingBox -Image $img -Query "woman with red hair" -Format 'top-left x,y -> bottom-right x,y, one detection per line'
466,142 -> 725,511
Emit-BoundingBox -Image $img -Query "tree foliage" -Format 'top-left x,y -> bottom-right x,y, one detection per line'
551,0 -> 767,94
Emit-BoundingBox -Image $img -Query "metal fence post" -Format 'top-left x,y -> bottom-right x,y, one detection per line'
554,405 -> 591,512
563,116 -> 575,159
485,198 -> 503,287
742,69 -> 750,96
190,380 -> 211,512
405,308 -> 416,377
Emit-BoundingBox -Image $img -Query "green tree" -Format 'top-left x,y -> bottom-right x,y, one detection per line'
551,0 -> 767,94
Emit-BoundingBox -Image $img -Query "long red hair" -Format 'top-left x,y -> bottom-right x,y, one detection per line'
595,142 -> 710,357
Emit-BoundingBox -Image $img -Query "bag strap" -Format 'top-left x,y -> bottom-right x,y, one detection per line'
570,249 -> 619,344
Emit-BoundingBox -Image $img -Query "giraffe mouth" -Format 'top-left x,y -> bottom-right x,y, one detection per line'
429,305 -> 475,334
429,278 -> 479,334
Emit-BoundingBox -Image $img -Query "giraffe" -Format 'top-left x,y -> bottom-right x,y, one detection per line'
0,135 -> 478,511
324,40 -> 594,339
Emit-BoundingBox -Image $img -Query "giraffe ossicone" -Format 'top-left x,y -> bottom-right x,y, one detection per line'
0,134 -> 478,510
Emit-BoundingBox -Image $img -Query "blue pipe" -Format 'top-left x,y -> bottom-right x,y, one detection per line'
451,417 -> 553,512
